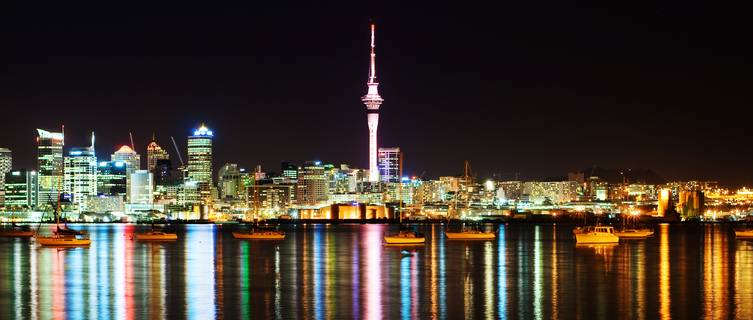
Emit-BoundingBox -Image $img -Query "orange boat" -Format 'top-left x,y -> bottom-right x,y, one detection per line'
36,234 -> 91,247
384,231 -> 425,245
232,231 -> 285,240
0,224 -> 35,238
135,231 -> 178,241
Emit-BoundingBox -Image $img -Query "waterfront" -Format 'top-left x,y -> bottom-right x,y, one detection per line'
1,223 -> 752,319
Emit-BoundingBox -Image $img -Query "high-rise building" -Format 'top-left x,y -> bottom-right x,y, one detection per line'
97,161 -> 127,197
64,145 -> 98,212
146,136 -> 170,173
281,161 -> 298,181
154,159 -> 173,186
187,125 -> 213,184
378,147 -> 402,183
129,170 -> 153,205
37,128 -> 64,207
186,125 -> 213,208
361,23 -> 384,182
112,145 -> 141,201
0,148 -> 11,206
3,170 -> 38,209
112,145 -> 141,175
218,163 -> 241,200
296,161 -> 327,206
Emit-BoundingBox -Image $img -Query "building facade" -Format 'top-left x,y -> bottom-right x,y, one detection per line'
37,129 -> 65,207
378,147 -> 401,183
129,170 -> 153,205
64,147 -> 98,212
146,138 -> 170,173
0,148 -> 11,206
97,161 -> 127,197
187,125 -> 213,206
218,163 -> 241,201
3,170 -> 38,209
296,161 -> 327,206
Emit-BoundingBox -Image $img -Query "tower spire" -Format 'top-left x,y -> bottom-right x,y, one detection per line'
368,23 -> 377,84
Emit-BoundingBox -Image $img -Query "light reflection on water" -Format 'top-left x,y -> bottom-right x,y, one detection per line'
1,223 -> 752,319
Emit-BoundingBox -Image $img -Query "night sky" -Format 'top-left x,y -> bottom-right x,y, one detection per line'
2,2 -> 751,186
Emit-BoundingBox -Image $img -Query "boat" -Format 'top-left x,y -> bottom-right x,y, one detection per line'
445,229 -> 496,240
384,230 -> 426,244
135,231 -> 178,241
574,226 -> 619,244
734,229 -> 753,238
36,234 -> 91,247
135,221 -> 178,241
0,224 -> 35,238
232,230 -> 286,240
614,228 -> 654,239
34,169 -> 91,247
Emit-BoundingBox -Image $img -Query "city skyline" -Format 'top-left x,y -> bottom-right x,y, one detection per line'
2,3 -> 752,186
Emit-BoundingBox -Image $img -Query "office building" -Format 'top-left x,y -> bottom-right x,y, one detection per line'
97,161 -> 127,197
3,170 -> 38,209
281,161 -> 298,180
154,159 -> 173,186
64,146 -> 98,211
296,161 -> 327,206
187,125 -> 213,207
378,147 -> 401,183
146,137 -> 170,173
129,170 -> 153,205
37,129 -> 64,207
218,163 -> 241,200
187,125 -> 213,184
0,148 -> 11,206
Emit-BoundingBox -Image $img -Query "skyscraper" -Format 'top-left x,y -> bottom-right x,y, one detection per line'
187,125 -> 213,207
187,125 -> 213,184
377,147 -> 402,183
361,23 -> 384,182
112,145 -> 141,175
296,161 -> 327,206
37,128 -> 64,207
129,170 -> 153,205
97,161 -> 127,196
281,161 -> 298,181
3,170 -> 38,209
0,148 -> 11,206
146,136 -> 170,173
112,145 -> 141,202
64,146 -> 98,212
218,163 -> 240,200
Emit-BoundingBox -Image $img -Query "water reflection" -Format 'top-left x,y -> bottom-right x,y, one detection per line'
659,223 -> 670,320
0,223 -> 750,319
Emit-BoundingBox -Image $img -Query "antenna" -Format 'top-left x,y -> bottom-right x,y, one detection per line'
368,23 -> 377,84
91,131 -> 95,150
170,136 -> 184,166
129,132 -> 135,151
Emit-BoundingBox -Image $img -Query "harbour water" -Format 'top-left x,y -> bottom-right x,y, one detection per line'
0,223 -> 751,319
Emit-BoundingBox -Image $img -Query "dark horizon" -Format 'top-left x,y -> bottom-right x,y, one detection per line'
2,2 -> 752,186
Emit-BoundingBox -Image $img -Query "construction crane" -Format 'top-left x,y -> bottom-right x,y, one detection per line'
129,132 -> 135,151
170,136 -> 184,166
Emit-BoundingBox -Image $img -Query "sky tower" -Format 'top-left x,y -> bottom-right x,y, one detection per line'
362,23 -> 383,182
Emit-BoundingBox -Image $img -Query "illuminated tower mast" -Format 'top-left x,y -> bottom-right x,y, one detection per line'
361,23 -> 383,182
